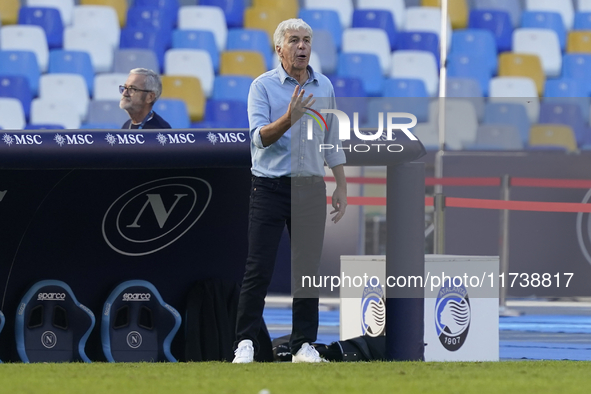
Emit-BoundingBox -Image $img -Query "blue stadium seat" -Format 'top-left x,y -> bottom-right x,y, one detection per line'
0,75 -> 33,119
337,53 -> 384,96
120,27 -> 168,72
483,102 -> 531,145
468,9 -> 513,52
102,280 -> 181,362
538,102 -> 587,147
397,32 -> 439,67
203,99 -> 249,128
48,50 -> 95,96
15,280 -> 95,363
544,78 -> 590,123
24,124 -> 64,130
113,49 -> 160,74
383,78 -> 427,97
153,98 -> 190,129
451,29 -> 498,75
562,54 -> 591,96
469,124 -> 524,150
212,75 -> 253,102
200,0 -> 245,28
351,9 -> 397,51
574,12 -> 591,30
446,78 -> 485,121
133,0 -> 179,29
18,6 -> 64,49
311,30 -> 338,75
298,9 -> 342,50
522,11 -> 566,51
473,0 -> 522,28
126,6 -> 174,49
172,30 -> 219,73
329,76 -> 367,124
447,52 -> 492,96
0,310 -> 4,363
0,50 -> 41,96
226,29 -> 273,70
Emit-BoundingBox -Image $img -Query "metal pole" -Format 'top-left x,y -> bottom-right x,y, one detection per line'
498,174 -> 520,316
434,193 -> 446,254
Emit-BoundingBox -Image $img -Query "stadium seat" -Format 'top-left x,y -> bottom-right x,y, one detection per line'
521,11 -> 566,51
468,10 -> 513,52
93,73 -> 129,101
364,97 -> 427,128
410,122 -> 438,150
243,7 -> 284,45
0,25 -> 49,73
528,124 -> 577,151
450,29 -> 498,74
390,50 -> 439,97
574,11 -> 591,30
31,98 -> 82,129
48,50 -> 95,96
311,30 -> 338,75
580,0 -> 591,11
81,122 -> 120,129
544,78 -> 590,123
39,73 -> 89,121
126,5 -> 173,46
337,53 -> 384,96
352,9 -> 397,51
428,99 -> 479,150
483,102 -> 531,145
512,28 -> 561,78
0,97 -> 26,130
220,51 -> 266,79
164,49 -> 214,97
204,99 -> 249,128
471,124 -> 524,150
524,0 -> 574,31
538,102 -> 587,147
101,280 -> 181,362
404,6 -> 452,50
25,124 -> 64,129
489,77 -> 540,123
446,78 -> 485,120
200,0 -> 245,28
380,80 -> 430,122
18,7 -> 64,49
113,49 -> 159,74
0,51 -> 41,96
342,28 -> 391,75
422,0 -> 469,30
72,5 -> 120,50
178,6 -> 227,52
212,75 -> 253,102
253,0 -> 298,21
561,54 -> 591,95
397,32 -> 440,67
303,0 -> 354,29
28,0 -> 74,26
227,29 -> 273,70
447,52 -> 492,96
0,0 -> 19,25
567,31 -> 591,53
357,0 -> 406,31
330,76 -> 366,97
15,280 -> 95,363
80,0 -> 127,27
131,0 -> 177,30
161,75 -> 205,122
473,0 -> 522,27
120,27 -> 168,72
498,53 -> 545,96
172,30 -> 219,73
63,27 -> 113,74
0,76 -> 33,119
153,99 -> 190,129
298,9 -> 342,50
86,99 -> 129,126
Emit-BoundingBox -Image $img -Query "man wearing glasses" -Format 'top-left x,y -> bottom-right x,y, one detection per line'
119,68 -> 171,129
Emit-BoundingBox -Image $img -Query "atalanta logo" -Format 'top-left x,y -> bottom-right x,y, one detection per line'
360,280 -> 385,337
434,279 -> 471,351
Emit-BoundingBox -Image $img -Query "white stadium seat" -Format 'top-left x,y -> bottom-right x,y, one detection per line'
31,98 -> 81,129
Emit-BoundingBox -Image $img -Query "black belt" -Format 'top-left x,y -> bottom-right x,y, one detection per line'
278,176 -> 324,187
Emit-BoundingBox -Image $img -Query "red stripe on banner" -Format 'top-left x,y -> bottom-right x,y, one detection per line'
425,177 -> 501,186
323,176 -> 387,185
511,177 -> 591,189
446,198 -> 591,213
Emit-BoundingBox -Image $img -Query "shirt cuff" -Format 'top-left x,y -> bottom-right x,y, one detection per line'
252,127 -> 270,150
325,150 -> 346,169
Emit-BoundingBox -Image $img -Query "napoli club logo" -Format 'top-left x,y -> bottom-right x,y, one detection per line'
434,279 -> 471,351
360,279 -> 385,337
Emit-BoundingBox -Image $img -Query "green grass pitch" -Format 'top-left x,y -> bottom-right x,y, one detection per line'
1,361 -> 591,394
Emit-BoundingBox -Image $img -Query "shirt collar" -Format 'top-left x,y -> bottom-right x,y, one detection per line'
276,63 -> 319,86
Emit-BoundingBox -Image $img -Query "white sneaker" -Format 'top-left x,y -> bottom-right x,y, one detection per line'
292,343 -> 328,363
232,339 -> 254,363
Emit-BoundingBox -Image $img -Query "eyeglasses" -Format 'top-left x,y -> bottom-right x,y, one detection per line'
119,85 -> 152,95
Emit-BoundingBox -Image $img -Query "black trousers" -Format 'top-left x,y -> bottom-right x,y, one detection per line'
235,176 -> 327,354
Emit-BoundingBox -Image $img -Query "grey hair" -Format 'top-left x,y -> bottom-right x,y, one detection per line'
273,18 -> 313,54
129,68 -> 162,101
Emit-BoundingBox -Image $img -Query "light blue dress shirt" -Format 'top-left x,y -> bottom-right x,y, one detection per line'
248,64 -> 346,178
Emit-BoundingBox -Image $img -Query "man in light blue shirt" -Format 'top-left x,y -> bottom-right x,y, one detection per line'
233,18 -> 348,364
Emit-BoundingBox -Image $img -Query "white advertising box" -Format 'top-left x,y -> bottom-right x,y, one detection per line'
340,254 -> 499,362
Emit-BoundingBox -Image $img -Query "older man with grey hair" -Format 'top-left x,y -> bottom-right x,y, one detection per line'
233,18 -> 347,364
119,68 -> 171,129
